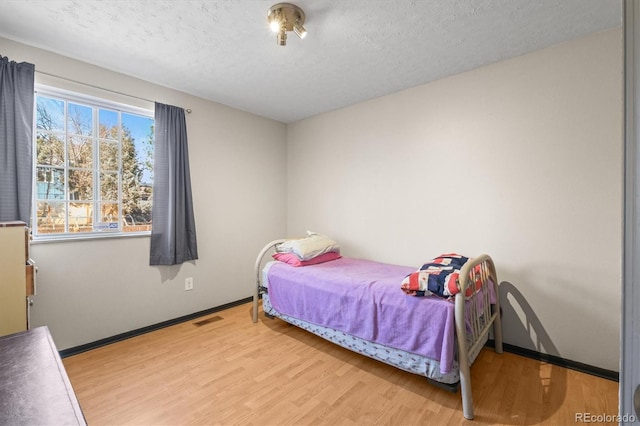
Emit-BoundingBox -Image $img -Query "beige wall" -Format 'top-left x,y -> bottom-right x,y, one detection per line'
286,29 -> 623,371
0,37 -> 287,350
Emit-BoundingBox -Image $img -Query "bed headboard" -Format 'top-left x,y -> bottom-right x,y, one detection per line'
253,239 -> 286,322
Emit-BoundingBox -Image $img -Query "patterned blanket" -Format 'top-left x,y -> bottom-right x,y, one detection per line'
401,253 -> 473,298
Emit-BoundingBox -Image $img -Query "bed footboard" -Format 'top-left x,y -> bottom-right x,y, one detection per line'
253,239 -> 286,323
456,254 -> 503,420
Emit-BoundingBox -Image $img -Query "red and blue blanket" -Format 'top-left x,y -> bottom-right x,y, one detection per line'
401,253 -> 480,298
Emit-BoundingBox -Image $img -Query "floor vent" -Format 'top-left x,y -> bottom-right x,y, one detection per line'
193,316 -> 223,327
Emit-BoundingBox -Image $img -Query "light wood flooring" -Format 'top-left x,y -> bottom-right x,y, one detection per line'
62,302 -> 618,425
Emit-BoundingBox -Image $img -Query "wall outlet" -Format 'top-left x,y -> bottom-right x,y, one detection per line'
185,277 -> 194,291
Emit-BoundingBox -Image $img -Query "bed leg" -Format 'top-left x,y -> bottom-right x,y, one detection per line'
493,316 -> 503,354
455,291 -> 475,420
252,292 -> 259,323
493,302 -> 503,354
459,357 -> 474,420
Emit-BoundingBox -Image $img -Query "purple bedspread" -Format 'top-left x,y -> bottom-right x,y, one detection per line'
266,257 -> 458,374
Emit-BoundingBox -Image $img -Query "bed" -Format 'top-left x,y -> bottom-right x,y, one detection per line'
252,237 -> 503,420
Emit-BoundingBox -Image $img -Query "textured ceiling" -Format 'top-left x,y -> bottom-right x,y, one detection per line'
0,0 -> 622,123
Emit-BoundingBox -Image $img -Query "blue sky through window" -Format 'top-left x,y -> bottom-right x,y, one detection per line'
122,112 -> 154,184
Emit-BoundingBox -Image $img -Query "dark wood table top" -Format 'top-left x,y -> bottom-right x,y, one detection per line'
0,326 -> 86,425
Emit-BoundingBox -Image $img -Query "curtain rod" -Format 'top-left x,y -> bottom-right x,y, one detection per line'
35,70 -> 192,113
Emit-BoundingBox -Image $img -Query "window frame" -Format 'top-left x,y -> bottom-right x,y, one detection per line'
32,85 -> 154,241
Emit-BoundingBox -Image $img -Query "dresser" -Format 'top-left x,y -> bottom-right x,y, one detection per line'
0,221 -> 35,337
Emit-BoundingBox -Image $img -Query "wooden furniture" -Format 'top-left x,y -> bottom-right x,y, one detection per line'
0,221 -> 35,337
0,326 -> 86,425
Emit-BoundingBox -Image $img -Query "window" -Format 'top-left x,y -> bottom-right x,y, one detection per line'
33,87 -> 154,238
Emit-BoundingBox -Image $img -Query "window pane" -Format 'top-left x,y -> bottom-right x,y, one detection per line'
122,112 -> 154,184
68,170 -> 93,200
67,103 -> 93,136
99,202 -> 119,221
121,112 -> 154,233
35,201 -> 65,234
123,189 -> 152,228
36,133 -> 64,167
99,140 -> 119,171
100,172 -> 118,201
36,167 -> 65,200
68,136 -> 93,168
36,96 -> 64,132
68,202 -> 93,233
99,109 -> 119,140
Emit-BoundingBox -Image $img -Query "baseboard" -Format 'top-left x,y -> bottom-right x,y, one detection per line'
486,340 -> 619,382
59,297 -> 253,358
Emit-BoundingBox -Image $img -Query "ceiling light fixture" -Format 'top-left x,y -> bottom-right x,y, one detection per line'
267,3 -> 306,46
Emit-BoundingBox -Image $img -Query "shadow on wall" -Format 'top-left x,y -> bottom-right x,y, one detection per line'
155,264 -> 187,282
490,281 -> 567,425
154,265 -> 178,282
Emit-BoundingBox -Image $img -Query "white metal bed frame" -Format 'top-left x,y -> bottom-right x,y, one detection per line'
252,240 -> 503,420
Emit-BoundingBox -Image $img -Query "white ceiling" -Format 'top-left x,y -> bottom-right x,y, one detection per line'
0,0 -> 622,123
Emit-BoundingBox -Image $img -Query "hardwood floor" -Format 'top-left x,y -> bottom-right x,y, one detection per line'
62,302 -> 618,425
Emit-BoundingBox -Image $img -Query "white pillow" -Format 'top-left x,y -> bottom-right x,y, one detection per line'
276,231 -> 340,261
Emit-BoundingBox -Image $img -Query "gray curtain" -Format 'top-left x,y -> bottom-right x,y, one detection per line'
0,56 -> 35,224
150,102 -> 198,265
